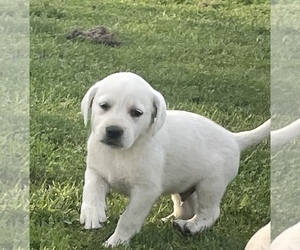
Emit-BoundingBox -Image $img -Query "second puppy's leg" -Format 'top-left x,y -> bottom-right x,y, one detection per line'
173,179 -> 225,235
163,193 -> 197,221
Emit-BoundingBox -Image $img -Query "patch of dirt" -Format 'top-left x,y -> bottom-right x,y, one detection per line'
66,26 -> 119,47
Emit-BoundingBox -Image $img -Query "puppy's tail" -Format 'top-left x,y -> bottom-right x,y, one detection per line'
234,119 -> 270,151
271,118 -> 300,148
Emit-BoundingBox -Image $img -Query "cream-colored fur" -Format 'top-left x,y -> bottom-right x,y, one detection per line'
245,118 -> 300,250
79,72 -> 270,247
245,223 -> 270,250
271,222 -> 300,250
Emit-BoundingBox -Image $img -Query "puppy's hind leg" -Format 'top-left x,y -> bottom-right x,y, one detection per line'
173,179 -> 225,235
162,193 -> 197,221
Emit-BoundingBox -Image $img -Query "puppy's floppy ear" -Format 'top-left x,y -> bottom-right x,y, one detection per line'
81,82 -> 99,126
151,90 -> 167,135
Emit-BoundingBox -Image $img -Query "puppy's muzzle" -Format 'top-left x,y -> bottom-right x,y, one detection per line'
106,125 -> 123,139
101,125 -> 124,148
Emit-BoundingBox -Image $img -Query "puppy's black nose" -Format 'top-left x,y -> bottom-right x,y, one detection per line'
106,126 -> 123,140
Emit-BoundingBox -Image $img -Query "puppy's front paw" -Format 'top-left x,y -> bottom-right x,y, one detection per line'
80,202 -> 106,229
103,234 -> 129,248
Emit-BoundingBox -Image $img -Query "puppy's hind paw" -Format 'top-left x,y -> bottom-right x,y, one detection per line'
173,218 -> 209,236
173,219 -> 193,236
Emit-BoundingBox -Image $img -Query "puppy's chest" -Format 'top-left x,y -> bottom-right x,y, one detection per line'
100,160 -> 137,196
108,175 -> 132,196
91,147 -> 154,196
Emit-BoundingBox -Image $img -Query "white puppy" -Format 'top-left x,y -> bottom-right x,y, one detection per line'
79,72 -> 270,247
244,222 -> 270,250
271,221 -> 300,250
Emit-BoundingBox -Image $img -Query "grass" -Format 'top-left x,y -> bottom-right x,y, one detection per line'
30,0 -> 270,249
0,1 -> 29,249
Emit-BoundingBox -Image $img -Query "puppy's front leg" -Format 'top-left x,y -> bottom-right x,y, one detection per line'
80,168 -> 109,229
104,186 -> 160,247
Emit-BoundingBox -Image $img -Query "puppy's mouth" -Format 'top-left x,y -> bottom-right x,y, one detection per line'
100,139 -> 124,149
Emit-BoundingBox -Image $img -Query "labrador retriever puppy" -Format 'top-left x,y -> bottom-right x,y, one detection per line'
271,221 -> 300,250
79,72 -> 270,247
244,222 -> 270,250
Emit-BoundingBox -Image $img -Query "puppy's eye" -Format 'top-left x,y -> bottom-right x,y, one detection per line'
99,102 -> 110,111
130,109 -> 143,118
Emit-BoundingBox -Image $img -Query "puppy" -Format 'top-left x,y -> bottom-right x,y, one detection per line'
244,222 -> 270,250
271,221 -> 300,250
79,72 -> 270,247
245,221 -> 300,250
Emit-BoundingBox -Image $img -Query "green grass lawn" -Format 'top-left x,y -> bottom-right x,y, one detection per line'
30,0 -> 270,249
0,1 -> 29,249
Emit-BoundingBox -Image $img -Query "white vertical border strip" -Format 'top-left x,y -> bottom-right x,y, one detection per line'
0,0 -> 29,249
271,0 -> 300,246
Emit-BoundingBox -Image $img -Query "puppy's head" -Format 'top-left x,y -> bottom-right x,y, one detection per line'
81,72 -> 167,149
